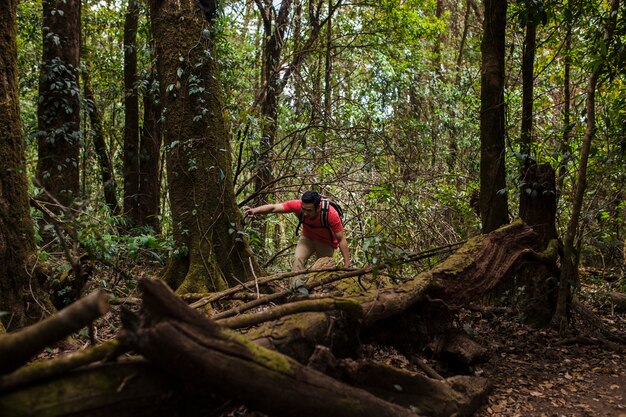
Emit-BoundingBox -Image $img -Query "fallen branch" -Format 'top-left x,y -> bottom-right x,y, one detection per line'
218,298 -> 362,329
211,265 -> 374,320
0,290 -> 109,375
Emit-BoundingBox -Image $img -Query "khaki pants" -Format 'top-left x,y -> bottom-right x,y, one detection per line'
292,236 -> 334,272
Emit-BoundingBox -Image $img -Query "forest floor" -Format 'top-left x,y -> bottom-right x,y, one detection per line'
467,283 -> 626,417
35,269 -> 626,417
353,275 -> 626,417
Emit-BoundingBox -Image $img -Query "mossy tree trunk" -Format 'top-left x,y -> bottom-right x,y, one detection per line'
150,0 -> 259,293
479,0 -> 509,233
36,0 -> 81,209
0,0 -> 52,330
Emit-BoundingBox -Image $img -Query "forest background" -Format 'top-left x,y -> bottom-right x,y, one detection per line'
1,0 -> 625,332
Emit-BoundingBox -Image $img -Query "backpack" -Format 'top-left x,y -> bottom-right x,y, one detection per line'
296,198 -> 344,241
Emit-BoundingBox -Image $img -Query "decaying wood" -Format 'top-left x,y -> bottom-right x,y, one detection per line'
338,359 -> 491,417
0,290 -> 109,375
246,221 -> 551,361
218,297 -> 362,329
0,221 -> 556,417
0,360 -> 214,417
0,339 -> 123,392
124,278 -> 418,417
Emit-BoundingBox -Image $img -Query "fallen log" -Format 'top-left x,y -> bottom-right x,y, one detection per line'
0,339 -> 123,393
0,360 -> 215,417
124,278 -> 419,417
245,221 -> 550,360
0,290 -> 109,375
338,359 -> 491,417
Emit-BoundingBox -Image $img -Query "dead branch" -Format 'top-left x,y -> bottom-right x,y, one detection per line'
218,297 -> 362,329
0,290 -> 109,375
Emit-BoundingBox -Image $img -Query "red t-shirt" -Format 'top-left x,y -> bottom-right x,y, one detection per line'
282,200 -> 343,248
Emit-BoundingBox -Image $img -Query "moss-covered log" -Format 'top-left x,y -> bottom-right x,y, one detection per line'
246,221 -> 553,360
0,360 -> 215,417
124,278 -> 418,417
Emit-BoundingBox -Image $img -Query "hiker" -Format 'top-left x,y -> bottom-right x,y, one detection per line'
243,190 -> 351,272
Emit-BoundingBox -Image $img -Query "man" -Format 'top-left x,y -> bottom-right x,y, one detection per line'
244,190 -> 350,272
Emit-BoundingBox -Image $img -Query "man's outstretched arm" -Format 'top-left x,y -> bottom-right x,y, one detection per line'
243,203 -> 288,217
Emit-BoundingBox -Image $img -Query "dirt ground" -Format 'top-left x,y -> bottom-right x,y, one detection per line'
467,281 -> 626,417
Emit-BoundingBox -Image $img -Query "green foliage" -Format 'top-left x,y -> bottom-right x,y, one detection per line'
12,0 -> 626,277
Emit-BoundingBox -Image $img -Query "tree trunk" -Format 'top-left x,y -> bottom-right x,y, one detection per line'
123,0 -> 140,226
36,0 -> 81,209
251,0 -> 293,253
246,221 -> 553,361
150,0 -> 259,292
553,0 -> 620,332
519,163 -> 557,248
83,71 -> 120,214
520,19 -> 536,159
137,74 -> 162,233
556,13 -> 572,196
0,0 -> 52,331
479,0 -> 508,232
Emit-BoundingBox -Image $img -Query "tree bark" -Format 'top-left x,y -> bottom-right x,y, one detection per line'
150,0 -> 259,292
123,0 -> 140,226
0,0 -> 52,331
36,0 -> 81,209
137,74 -> 162,233
83,71 -> 120,214
519,163 -> 557,248
520,18 -> 536,159
479,0 -> 509,232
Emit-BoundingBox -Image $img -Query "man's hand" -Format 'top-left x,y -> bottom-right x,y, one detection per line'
242,205 -> 255,217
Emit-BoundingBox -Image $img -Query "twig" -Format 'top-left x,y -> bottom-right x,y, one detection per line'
410,355 -> 445,381
250,257 -> 260,299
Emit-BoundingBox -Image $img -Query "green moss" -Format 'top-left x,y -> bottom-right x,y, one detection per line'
227,331 -> 294,375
